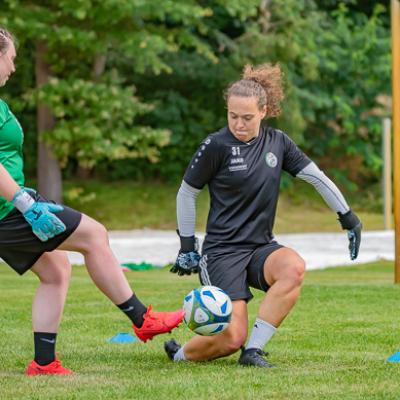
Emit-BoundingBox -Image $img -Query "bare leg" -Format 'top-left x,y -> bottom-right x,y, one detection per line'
258,247 -> 305,327
183,300 -> 248,361
58,214 -> 132,304
56,213 -> 184,342
30,251 -> 72,332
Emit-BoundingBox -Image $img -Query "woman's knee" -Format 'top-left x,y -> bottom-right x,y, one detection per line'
33,252 -> 71,286
77,218 -> 109,253
87,220 -> 108,244
283,258 -> 306,288
282,258 -> 305,289
266,248 -> 306,287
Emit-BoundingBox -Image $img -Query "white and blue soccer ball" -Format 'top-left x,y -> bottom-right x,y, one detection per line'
183,286 -> 233,336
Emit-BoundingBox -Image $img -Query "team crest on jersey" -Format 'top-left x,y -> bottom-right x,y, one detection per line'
265,152 -> 277,168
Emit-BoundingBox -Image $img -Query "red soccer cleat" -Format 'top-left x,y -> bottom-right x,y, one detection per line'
26,358 -> 73,376
132,305 -> 185,342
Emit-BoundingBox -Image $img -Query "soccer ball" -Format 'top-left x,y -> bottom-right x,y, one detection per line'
183,286 -> 233,336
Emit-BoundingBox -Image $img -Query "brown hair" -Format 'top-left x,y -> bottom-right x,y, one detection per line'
225,63 -> 284,119
0,27 -> 14,54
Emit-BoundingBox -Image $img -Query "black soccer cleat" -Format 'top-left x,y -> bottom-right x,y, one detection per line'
164,338 -> 182,361
238,347 -> 274,368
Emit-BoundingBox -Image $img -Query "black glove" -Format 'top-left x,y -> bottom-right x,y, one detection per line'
170,232 -> 201,276
338,210 -> 362,260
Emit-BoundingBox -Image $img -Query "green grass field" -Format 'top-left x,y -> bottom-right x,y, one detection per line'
1,261 -> 399,399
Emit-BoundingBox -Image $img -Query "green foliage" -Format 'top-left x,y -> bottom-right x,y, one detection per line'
121,0 -> 390,186
27,76 -> 170,168
0,0 -> 392,188
307,4 -> 391,176
0,0 -> 221,170
125,55 -> 233,179
230,1 -> 390,184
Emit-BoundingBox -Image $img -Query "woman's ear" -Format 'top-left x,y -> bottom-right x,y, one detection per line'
260,105 -> 267,119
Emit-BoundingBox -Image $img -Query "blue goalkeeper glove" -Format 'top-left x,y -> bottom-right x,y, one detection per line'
12,188 -> 66,242
338,210 -> 362,260
170,232 -> 201,276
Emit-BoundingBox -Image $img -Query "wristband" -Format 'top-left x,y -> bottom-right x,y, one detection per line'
337,210 -> 360,230
177,230 -> 196,252
12,188 -> 35,213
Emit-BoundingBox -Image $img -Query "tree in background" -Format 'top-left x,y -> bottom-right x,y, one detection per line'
0,0 -> 223,200
125,0 -> 390,189
0,0 -> 391,194
235,0 -> 391,187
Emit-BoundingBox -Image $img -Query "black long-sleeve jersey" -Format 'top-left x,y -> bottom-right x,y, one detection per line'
183,125 -> 311,251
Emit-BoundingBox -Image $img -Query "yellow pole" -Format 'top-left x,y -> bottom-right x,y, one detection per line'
392,0 -> 400,282
383,118 -> 392,230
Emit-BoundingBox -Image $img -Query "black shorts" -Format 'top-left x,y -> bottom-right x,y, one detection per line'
0,191 -> 82,275
199,241 -> 283,302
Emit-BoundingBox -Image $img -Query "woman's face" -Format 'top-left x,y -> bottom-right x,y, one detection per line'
0,40 -> 16,87
227,95 -> 266,142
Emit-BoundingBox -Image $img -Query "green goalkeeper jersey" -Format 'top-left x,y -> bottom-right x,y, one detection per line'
0,99 -> 25,220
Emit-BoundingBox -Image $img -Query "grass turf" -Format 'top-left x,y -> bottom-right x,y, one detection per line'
1,261 -> 400,399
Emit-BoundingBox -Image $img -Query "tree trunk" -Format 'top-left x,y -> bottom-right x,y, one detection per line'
259,0 -> 271,33
75,54 -> 107,179
35,41 -> 62,202
92,53 -> 107,82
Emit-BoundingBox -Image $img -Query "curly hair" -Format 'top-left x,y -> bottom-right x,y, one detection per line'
0,27 -> 14,55
225,63 -> 284,119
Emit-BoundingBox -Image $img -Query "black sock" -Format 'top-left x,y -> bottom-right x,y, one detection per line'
34,332 -> 56,366
117,294 -> 147,327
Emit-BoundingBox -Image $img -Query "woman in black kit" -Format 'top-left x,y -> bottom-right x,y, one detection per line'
165,63 -> 362,368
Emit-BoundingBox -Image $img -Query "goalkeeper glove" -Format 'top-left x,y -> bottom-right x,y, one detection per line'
12,188 -> 66,242
170,231 -> 201,276
338,210 -> 362,260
